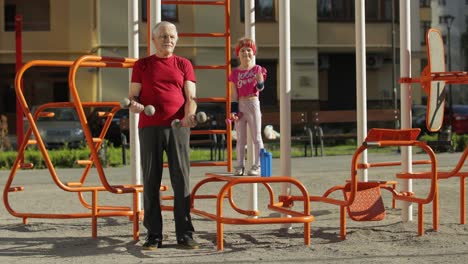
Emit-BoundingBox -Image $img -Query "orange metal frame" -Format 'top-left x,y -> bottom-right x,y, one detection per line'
5,0 -> 233,242
397,145 -> 468,225
190,173 -> 314,251
155,0 -> 233,170
3,55 -> 169,241
287,128 -> 439,239
400,28 -> 468,225
436,148 -> 468,224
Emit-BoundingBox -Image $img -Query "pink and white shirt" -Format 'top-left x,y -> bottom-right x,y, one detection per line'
229,65 -> 267,98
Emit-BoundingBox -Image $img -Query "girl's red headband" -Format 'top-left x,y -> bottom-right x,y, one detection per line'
235,41 -> 257,57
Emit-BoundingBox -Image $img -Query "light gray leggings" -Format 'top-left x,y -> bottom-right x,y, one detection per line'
235,97 -> 264,168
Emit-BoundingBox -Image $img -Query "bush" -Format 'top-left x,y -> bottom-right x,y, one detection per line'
419,132 -> 468,152
0,144 -> 125,170
453,134 -> 468,152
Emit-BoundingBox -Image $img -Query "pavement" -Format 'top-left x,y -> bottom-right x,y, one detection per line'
1,151 -> 467,263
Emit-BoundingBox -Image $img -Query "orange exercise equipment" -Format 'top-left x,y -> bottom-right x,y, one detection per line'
400,28 -> 468,225
400,28 -> 468,132
159,0 -> 234,170
190,172 -> 314,251
3,56 -> 168,241
286,128 -> 438,239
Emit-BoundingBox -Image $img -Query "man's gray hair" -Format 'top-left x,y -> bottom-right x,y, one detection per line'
152,21 -> 178,40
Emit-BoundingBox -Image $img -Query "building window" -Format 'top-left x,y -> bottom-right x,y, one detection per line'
421,21 -> 431,45
318,0 -> 398,22
420,0 -> 431,7
240,0 -> 276,22
141,0 -> 178,22
366,0 -> 399,21
438,0 -> 446,6
318,0 -> 354,21
4,0 -> 50,32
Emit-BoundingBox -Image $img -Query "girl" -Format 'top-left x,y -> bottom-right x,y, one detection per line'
229,37 -> 267,176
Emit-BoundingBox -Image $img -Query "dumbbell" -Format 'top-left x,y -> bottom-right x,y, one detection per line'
120,98 -> 155,116
225,112 -> 243,126
171,112 -> 208,128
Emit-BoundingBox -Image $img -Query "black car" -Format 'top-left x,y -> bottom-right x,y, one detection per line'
88,107 -> 129,147
412,104 -> 428,134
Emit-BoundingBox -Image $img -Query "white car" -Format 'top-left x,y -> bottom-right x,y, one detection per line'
26,107 -> 85,149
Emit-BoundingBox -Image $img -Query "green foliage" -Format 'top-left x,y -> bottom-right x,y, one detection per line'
2,135 -> 468,170
419,133 -> 438,142
0,151 -> 17,169
419,133 -> 468,152
453,134 -> 468,152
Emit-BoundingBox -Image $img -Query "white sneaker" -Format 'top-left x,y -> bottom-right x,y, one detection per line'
233,167 -> 244,176
247,165 -> 260,176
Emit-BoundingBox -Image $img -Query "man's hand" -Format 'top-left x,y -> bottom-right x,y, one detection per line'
128,100 -> 145,113
181,114 -> 197,128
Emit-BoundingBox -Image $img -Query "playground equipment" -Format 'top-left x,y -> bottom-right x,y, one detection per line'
286,128 -> 438,239
4,0 -> 234,240
400,28 -> 468,132
160,0 -> 233,169
3,55 -> 172,240
400,28 -> 468,224
190,172 -> 314,251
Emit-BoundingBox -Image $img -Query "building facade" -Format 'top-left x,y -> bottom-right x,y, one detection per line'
1,0 -> 466,138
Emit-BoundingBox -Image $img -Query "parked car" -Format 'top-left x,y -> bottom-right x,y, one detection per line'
444,104 -> 468,134
412,104 -> 428,134
411,104 -> 468,135
26,106 -> 85,149
88,107 -> 129,147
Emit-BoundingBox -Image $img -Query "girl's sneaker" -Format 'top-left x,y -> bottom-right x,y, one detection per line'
233,167 -> 244,176
247,165 -> 260,176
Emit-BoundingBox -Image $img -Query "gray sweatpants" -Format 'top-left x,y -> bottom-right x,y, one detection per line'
139,126 -> 194,239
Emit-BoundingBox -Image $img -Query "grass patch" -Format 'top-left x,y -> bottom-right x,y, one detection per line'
3,134 -> 468,170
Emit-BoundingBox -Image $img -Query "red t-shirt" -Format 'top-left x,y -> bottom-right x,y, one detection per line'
131,55 -> 196,127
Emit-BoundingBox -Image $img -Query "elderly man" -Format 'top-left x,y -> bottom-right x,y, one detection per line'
128,21 -> 199,250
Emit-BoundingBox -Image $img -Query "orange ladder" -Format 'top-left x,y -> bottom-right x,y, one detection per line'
159,0 -> 233,208
162,0 -> 233,170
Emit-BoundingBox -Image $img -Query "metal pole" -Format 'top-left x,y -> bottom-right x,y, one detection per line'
128,0 -> 141,207
279,0 -> 292,230
399,0 -> 413,222
355,0 -> 368,181
439,15 -> 454,148
15,15 -> 24,153
245,0 -> 258,216
447,24 -> 453,131
150,0 -> 161,55
391,0 -> 399,129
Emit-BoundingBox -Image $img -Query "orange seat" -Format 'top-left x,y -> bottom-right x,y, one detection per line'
343,182 -> 386,221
